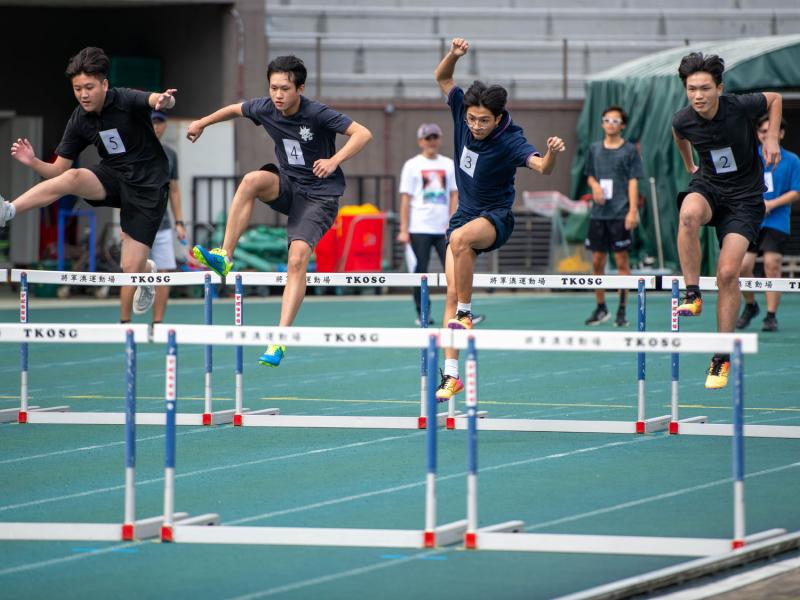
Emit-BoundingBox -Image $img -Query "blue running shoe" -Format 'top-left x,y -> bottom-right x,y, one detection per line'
192,245 -> 232,277
259,344 -> 286,367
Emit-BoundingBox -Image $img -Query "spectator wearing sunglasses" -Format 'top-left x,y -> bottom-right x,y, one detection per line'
583,106 -> 642,327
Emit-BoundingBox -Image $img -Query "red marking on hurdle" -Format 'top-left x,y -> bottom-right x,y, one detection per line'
233,414 -> 243,426
446,417 -> 455,430
732,539 -> 745,550
669,422 -> 679,435
160,526 -> 174,543
423,531 -> 435,548
417,416 -> 427,429
635,421 -> 645,434
18,411 -> 27,424
464,532 -> 477,549
202,413 -> 212,426
122,524 -> 134,541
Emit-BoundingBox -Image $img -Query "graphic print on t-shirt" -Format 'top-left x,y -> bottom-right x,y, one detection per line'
421,169 -> 447,205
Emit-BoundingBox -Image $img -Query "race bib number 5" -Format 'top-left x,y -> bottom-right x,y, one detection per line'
460,147 -> 479,178
99,129 -> 126,155
283,139 -> 305,166
710,147 -> 737,174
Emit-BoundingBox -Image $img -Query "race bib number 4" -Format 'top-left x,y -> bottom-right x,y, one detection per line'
99,129 -> 126,155
460,147 -> 479,178
710,147 -> 737,174
283,139 -> 305,166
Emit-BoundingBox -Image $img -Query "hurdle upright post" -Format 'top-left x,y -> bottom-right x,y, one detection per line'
18,272 -> 29,423
464,336 -> 478,549
202,274 -> 213,426
669,279 -> 681,434
635,278 -> 647,434
161,330 -> 178,542
417,276 -> 430,429
122,330 -> 137,541
732,339 -> 745,549
423,333 -> 438,547
233,275 -> 244,426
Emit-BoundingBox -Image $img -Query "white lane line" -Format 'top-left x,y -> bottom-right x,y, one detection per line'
0,541 -> 148,577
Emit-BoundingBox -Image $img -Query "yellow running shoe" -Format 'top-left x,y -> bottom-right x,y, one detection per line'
447,310 -> 473,330
192,245 -> 233,277
435,371 -> 464,402
704,355 -> 730,389
259,344 -> 286,367
676,294 -> 702,317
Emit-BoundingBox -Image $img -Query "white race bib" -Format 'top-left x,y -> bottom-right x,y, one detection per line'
764,171 -> 774,193
283,139 -> 305,166
710,147 -> 737,174
599,178 -> 614,200
99,128 -> 126,155
459,147 -> 479,178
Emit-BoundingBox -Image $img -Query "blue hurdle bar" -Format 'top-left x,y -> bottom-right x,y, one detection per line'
122,330 -> 137,540
423,333 -> 438,547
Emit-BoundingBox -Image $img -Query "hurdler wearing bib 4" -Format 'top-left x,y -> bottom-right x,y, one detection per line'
1,47 -> 176,322
671,52 -> 782,389
187,55 -> 372,368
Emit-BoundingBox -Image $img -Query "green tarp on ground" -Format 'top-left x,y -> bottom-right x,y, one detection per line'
571,35 -> 800,274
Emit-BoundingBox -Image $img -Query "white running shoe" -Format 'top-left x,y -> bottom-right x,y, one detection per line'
132,259 -> 157,314
0,198 -> 15,227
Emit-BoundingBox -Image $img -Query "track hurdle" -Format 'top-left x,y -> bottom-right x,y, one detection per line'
459,331 -> 787,556
158,328 -> 506,548
0,324 -> 217,542
667,276 -> 800,439
5,269 -> 236,426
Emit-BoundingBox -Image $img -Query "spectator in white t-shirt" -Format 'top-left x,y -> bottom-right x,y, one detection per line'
397,123 -> 458,325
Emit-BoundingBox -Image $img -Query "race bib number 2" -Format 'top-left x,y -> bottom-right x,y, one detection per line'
99,129 -> 126,155
283,139 -> 305,166
710,147 -> 737,174
460,147 -> 479,178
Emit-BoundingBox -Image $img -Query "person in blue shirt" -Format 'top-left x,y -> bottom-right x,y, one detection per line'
186,55 -> 372,368
736,116 -> 800,332
433,37 -> 566,401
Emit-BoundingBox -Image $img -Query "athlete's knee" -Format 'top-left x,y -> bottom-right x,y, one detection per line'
286,244 -> 311,274
239,170 -> 276,198
716,263 -> 740,288
679,210 -> 704,230
448,229 -> 471,255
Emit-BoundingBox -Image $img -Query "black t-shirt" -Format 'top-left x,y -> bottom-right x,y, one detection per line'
158,144 -> 179,231
241,95 -> 353,198
56,87 -> 169,189
672,93 -> 767,200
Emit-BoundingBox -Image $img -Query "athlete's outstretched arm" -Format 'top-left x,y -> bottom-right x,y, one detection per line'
313,121 -> 373,178
434,38 -> 469,97
762,92 -> 783,170
672,128 -> 697,174
527,137 -> 566,174
186,103 -> 244,143
10,139 -> 73,179
148,89 -> 177,111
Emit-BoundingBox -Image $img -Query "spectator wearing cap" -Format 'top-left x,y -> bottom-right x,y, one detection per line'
148,110 -> 186,323
397,123 -> 459,325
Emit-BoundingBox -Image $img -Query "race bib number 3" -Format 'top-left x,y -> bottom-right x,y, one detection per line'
764,171 -> 774,193
283,139 -> 305,166
460,147 -> 479,178
99,129 -> 126,155
599,178 -> 614,200
710,147 -> 737,174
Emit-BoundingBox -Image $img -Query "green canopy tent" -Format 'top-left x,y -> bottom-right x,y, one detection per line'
571,35 -> 800,274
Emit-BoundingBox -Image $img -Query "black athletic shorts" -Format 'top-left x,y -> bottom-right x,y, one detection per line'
85,164 -> 169,247
584,218 -> 632,253
446,207 -> 515,254
748,226 -> 790,255
677,178 -> 765,247
259,164 -> 339,249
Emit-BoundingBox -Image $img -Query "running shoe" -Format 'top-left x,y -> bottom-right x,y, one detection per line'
259,344 -> 286,367
585,306 -> 609,326
676,294 -> 702,317
0,198 -> 14,227
447,310 -> 473,330
435,370 -> 464,402
704,355 -> 730,389
613,308 -> 628,327
735,302 -> 759,329
471,313 -> 486,326
762,314 -> 778,332
192,245 -> 233,277
132,259 -> 157,315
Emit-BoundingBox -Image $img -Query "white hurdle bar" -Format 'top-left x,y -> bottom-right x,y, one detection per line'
463,337 -> 785,556
0,325 -> 217,542
667,276 -> 800,439
160,331 -> 467,548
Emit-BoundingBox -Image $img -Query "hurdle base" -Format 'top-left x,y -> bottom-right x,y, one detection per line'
465,520 -> 525,550
160,512 -> 220,542
3,405 -> 70,424
449,418 -> 637,434
670,415 -> 709,435
418,411 -> 454,430
670,422 -> 800,439
0,513 -> 187,542
233,408 -> 281,426
202,409 -> 238,426
446,410 -> 488,430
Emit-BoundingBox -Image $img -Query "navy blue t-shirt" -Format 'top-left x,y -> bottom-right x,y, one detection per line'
241,96 -> 353,198
447,86 -> 538,213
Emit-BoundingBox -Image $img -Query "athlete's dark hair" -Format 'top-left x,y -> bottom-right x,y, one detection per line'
267,55 -> 307,87
464,81 -> 508,117
65,47 -> 109,80
602,105 -> 628,125
678,52 -> 725,87
757,113 -> 787,132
